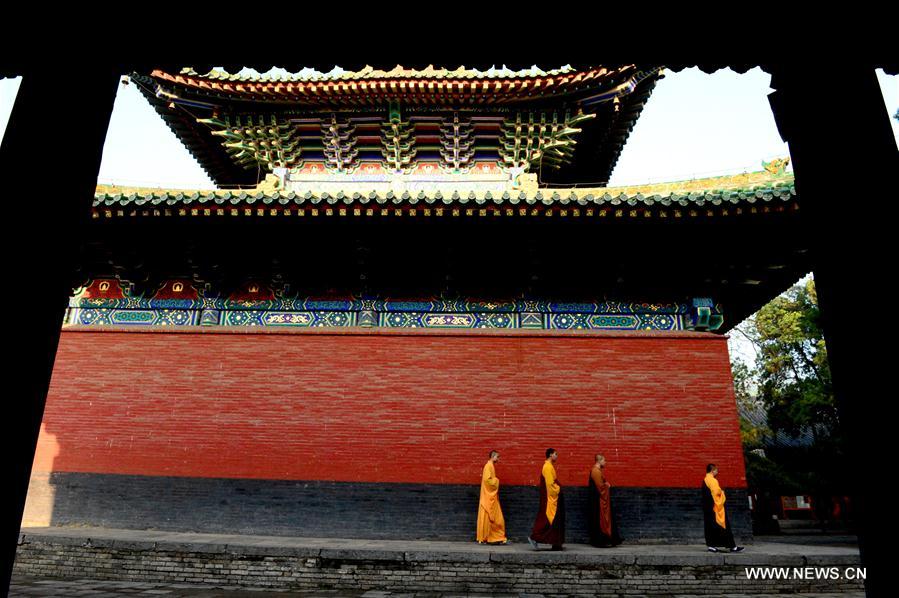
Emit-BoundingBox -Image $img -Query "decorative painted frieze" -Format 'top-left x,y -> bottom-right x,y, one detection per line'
282,161 -> 522,196
64,280 -> 722,332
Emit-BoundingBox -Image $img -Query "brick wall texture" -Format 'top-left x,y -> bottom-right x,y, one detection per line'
33,328 -> 746,487
25,327 -> 748,538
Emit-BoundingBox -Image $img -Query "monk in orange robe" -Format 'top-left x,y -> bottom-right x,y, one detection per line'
477,450 -> 507,544
701,463 -> 744,552
528,448 -> 565,550
587,454 -> 621,547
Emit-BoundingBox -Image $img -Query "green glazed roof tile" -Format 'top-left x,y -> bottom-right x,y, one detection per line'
91,171 -> 797,215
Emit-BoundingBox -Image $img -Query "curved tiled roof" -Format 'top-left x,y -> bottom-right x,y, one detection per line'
93,171 -> 796,215
146,64 -> 648,105
134,64 -> 662,188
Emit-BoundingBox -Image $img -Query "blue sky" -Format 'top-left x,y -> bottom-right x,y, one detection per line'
1,67 -> 896,361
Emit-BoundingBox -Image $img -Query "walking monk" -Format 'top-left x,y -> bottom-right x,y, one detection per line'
477,450 -> 507,544
701,464 -> 744,552
587,454 -> 621,547
528,448 -> 565,550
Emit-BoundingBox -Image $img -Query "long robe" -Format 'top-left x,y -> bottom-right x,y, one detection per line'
530,459 -> 565,547
477,460 -> 507,543
587,465 -> 621,547
701,473 -> 736,548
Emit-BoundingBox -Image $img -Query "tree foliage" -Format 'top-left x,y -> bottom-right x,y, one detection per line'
734,277 -> 837,441
731,276 -> 846,495
753,278 -> 837,440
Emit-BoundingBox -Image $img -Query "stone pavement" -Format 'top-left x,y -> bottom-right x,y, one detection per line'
6,579 -> 868,597
16,526 -> 860,561
13,527 -> 864,596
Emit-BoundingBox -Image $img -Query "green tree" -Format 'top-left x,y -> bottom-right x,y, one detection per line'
752,278 -> 837,441
731,275 -> 847,499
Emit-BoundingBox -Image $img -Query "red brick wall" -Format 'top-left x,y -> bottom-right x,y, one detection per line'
33,328 -> 746,489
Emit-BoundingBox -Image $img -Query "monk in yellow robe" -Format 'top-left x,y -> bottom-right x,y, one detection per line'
701,464 -> 743,552
528,448 -> 565,550
477,450 -> 507,544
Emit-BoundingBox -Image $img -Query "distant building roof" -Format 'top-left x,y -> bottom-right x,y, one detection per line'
738,401 -> 820,448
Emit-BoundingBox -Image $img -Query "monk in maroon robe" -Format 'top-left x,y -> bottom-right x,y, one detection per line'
528,448 -> 565,550
587,454 -> 621,547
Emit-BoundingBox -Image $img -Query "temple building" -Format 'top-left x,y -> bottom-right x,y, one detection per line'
22,64 -> 808,542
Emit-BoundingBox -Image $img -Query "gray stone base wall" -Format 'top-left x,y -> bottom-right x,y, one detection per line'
14,537 -> 863,595
28,472 -> 751,542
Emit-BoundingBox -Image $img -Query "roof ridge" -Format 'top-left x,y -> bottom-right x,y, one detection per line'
96,170 -> 794,199
177,63 -> 583,82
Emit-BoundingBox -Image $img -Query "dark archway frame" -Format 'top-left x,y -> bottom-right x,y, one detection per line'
3,50 -> 896,597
